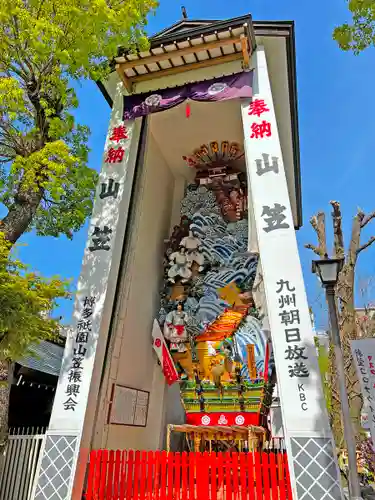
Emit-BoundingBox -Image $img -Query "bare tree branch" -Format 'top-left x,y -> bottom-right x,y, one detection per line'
308,211 -> 327,257
304,243 -> 322,256
317,212 -> 327,254
357,236 -> 375,255
348,209 -> 365,265
330,200 -> 345,259
361,211 -> 375,228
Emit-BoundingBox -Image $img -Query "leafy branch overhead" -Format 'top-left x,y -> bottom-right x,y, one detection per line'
0,0 -> 157,244
334,0 -> 375,53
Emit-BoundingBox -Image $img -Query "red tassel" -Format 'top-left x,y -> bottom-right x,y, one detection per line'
185,102 -> 191,118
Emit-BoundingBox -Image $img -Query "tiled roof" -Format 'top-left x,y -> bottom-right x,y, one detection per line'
18,340 -> 64,377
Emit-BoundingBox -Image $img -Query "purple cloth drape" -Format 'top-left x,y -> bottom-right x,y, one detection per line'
123,71 -> 253,120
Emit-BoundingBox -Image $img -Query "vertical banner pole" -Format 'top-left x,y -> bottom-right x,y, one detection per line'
32,83 -> 143,500
241,47 -> 343,500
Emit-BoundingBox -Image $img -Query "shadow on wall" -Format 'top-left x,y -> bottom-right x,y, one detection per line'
163,383 -> 186,452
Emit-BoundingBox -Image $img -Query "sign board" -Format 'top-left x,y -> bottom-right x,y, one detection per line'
108,384 -> 150,427
351,338 -> 375,446
361,407 -> 370,430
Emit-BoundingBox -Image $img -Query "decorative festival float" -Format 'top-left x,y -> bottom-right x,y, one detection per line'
151,137 -> 274,451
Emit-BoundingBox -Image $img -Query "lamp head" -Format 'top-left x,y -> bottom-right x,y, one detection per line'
312,257 -> 344,287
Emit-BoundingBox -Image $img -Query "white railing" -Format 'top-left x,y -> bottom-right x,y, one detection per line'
0,427 -> 46,500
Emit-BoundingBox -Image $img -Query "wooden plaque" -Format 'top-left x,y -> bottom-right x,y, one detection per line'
108,384 -> 149,427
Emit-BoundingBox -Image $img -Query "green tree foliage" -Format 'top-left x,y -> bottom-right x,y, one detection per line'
0,0 -> 157,244
0,233 -> 70,446
0,233 -> 69,360
314,337 -> 332,413
334,0 -> 375,53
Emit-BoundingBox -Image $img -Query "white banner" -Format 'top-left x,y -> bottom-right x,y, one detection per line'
50,116 -> 138,431
241,88 -> 330,437
33,84 -> 143,500
242,46 -> 342,500
151,319 -> 179,385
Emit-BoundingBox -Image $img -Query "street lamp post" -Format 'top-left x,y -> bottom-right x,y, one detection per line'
312,257 -> 362,500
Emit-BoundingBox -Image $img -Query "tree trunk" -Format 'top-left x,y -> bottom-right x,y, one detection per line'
335,215 -> 364,440
0,360 -> 10,457
0,189 -> 43,245
327,347 -> 340,445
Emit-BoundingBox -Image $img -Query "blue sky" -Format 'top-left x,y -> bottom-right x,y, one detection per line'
9,0 -> 375,329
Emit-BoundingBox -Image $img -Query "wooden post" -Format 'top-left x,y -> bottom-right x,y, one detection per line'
248,429 -> 252,450
246,344 -> 257,379
194,433 -> 201,452
167,424 -> 172,452
115,64 -> 133,94
264,341 -> 270,382
240,34 -> 250,69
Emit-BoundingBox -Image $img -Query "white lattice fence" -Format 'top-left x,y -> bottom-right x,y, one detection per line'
0,428 -> 46,500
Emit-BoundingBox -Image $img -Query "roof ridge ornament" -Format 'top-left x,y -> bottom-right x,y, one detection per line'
181,6 -> 188,19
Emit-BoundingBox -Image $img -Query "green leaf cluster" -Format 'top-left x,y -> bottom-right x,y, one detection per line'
0,0 -> 157,240
334,0 -> 375,53
315,336 -> 332,412
0,233 -> 70,361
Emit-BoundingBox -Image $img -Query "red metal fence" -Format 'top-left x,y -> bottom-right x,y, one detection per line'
86,450 -> 292,500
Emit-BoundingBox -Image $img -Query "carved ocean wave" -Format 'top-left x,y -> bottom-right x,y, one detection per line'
180,187 -> 218,219
231,254 -> 258,271
191,217 -> 249,247
200,240 -> 247,265
192,225 -> 224,240
185,296 -> 200,313
234,316 -> 274,379
196,294 -> 228,330
191,211 -> 225,227
190,214 -> 249,263
192,214 -> 224,225
227,220 -> 249,243
188,250 -> 258,331
203,269 -> 250,290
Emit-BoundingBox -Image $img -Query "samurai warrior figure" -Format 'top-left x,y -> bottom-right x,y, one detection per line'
167,246 -> 192,283
180,230 -> 205,271
163,302 -> 190,353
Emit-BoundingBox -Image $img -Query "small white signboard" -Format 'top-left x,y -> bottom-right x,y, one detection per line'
351,338 -> 375,446
361,408 -> 369,430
